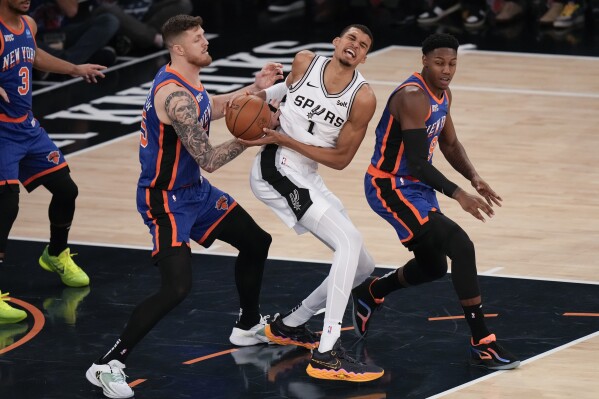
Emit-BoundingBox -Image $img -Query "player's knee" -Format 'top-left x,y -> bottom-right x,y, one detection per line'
0,190 -> 19,219
448,225 -> 474,260
46,175 -> 79,201
426,261 -> 448,280
169,279 -> 192,305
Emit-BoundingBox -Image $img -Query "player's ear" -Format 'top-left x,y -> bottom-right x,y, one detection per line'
333,36 -> 340,46
422,54 -> 427,68
360,55 -> 367,64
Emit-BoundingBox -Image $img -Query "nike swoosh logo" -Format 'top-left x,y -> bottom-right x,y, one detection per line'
306,82 -> 319,88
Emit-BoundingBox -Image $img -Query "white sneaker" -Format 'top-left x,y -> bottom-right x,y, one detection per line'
86,360 -> 134,399
229,314 -> 271,346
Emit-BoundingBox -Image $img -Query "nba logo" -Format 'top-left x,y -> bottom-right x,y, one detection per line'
327,326 -> 332,334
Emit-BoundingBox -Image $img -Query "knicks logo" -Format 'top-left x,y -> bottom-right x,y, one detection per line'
46,151 -> 60,165
215,195 -> 229,211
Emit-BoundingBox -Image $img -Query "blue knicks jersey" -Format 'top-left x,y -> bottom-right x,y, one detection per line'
369,72 -> 449,177
0,17 -> 36,120
138,64 -> 212,190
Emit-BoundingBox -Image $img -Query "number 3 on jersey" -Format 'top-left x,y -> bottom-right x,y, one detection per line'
18,66 -> 29,95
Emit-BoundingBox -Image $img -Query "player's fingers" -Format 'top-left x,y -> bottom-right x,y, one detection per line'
0,92 -> 8,102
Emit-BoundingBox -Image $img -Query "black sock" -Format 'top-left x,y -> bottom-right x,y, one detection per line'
49,224 -> 70,256
463,303 -> 490,343
371,269 -> 403,299
98,338 -> 130,364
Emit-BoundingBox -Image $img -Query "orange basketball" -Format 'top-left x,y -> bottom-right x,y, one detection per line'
225,95 -> 271,140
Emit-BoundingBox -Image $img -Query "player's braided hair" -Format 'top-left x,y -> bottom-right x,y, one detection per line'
422,33 -> 459,55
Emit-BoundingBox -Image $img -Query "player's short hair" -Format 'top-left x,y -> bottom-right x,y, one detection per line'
422,33 -> 459,55
339,24 -> 374,52
162,15 -> 203,48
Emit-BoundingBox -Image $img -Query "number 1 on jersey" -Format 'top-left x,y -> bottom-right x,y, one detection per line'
308,120 -> 315,134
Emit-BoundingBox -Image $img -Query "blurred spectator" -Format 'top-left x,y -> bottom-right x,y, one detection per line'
495,0 -> 525,23
539,0 -> 566,25
94,0 -> 192,54
552,1 -> 586,28
416,1 -> 487,29
417,0 -> 461,24
30,0 -> 119,67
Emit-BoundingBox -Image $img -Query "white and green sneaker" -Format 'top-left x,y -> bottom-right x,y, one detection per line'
39,246 -> 90,287
86,360 -> 133,399
230,314 -> 271,346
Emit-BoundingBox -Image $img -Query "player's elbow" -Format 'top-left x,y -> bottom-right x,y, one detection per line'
329,156 -> 352,170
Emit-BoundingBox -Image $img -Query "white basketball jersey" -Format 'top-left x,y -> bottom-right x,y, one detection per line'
279,55 -> 367,149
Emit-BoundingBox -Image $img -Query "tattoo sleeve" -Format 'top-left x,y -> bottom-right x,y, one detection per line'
166,90 -> 246,172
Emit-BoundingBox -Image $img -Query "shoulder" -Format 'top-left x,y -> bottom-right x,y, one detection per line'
396,84 -> 428,108
290,50 -> 316,81
23,15 -> 38,35
154,82 -> 193,105
355,83 -> 376,107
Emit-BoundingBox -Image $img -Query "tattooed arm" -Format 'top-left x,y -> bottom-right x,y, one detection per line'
158,86 -> 246,173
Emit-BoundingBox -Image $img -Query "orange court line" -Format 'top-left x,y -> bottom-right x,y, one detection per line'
0,297 -> 46,355
428,314 -> 498,321
129,379 -> 147,388
183,348 -> 239,365
563,312 -> 599,317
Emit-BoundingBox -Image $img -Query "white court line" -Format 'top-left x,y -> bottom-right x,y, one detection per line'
382,44 -> 599,62
8,236 -> 599,285
429,331 -> 599,398
481,267 -> 504,275
369,79 -> 599,99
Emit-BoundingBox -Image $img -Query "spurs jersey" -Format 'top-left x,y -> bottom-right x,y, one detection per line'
138,64 -> 211,190
0,17 -> 36,120
369,72 -> 449,181
279,55 -> 366,152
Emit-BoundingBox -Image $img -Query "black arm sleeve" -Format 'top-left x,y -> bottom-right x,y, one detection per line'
403,128 -> 458,198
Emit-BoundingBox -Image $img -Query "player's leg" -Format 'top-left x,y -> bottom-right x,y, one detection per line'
424,212 -> 520,370
0,130 -> 30,323
87,246 -> 192,399
16,126 -> 89,287
87,185 -> 196,398
188,180 -> 271,345
210,205 -> 273,346
36,174 -> 90,287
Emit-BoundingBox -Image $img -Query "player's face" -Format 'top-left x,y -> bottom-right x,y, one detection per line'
333,28 -> 371,68
422,48 -> 457,90
7,0 -> 31,15
181,26 -> 212,68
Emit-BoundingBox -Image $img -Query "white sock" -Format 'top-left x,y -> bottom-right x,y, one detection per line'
283,302 -> 316,327
318,321 -> 341,353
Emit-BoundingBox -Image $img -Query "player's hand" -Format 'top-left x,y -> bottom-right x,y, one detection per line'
0,86 -> 8,103
238,127 -> 282,147
453,188 -> 494,222
72,64 -> 107,83
254,62 -> 284,90
471,175 -> 502,207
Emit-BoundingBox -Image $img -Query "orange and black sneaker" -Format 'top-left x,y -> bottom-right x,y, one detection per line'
264,314 -> 319,350
470,334 -> 520,370
306,342 -> 384,382
351,277 -> 384,338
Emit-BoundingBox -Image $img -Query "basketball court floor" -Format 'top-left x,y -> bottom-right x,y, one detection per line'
2,6 -> 599,399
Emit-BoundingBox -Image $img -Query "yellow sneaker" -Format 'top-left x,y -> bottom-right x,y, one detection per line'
39,246 -> 90,287
0,322 -> 28,349
43,286 -> 91,325
0,291 -> 27,324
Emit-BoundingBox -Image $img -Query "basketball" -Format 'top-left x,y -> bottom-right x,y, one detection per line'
225,95 -> 271,141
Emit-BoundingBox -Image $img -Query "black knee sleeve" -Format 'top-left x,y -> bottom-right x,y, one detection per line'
44,175 -> 78,225
157,245 -> 193,306
218,206 -> 272,260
